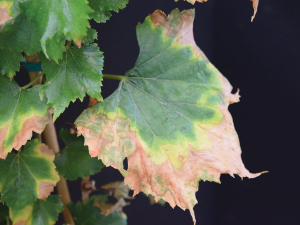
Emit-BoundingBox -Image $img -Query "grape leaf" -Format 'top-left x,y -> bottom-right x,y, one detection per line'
183,0 -> 259,21
54,128 -> 104,181
89,0 -> 129,23
82,28 -> 98,44
19,0 -> 92,61
68,195 -> 127,225
0,77 -> 51,158
0,48 -> 23,78
0,14 -> 42,55
75,9 -> 264,223
0,139 -> 59,210
9,195 -> 63,225
0,203 -> 9,225
40,43 -> 103,121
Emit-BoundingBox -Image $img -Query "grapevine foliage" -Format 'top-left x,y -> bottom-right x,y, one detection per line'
54,129 -> 105,181
0,0 -> 263,224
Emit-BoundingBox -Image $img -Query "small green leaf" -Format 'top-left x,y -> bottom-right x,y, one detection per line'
54,128 -> 104,181
19,0 -> 92,61
82,28 -> 98,44
0,14 -> 42,55
9,195 -> 63,225
40,43 -> 103,121
89,0 -> 129,23
0,203 -> 9,225
68,195 -> 127,225
0,48 -> 23,78
0,77 -> 51,158
0,140 -> 60,210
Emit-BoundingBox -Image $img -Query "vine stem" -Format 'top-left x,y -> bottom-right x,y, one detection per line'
102,74 -> 125,80
21,72 -> 44,89
25,53 -> 75,225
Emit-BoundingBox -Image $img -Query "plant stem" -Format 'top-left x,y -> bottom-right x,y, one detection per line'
21,72 -> 44,89
102,74 -> 125,80
25,53 -> 75,225
43,123 -> 74,224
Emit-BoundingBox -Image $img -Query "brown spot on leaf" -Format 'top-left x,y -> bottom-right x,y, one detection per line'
88,96 -> 100,108
39,182 -> 55,200
0,6 -> 12,25
14,222 -> 26,225
40,143 -> 54,156
75,39 -> 82,48
0,126 -> 8,159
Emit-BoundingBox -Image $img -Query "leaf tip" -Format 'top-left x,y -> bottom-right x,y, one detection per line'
251,0 -> 259,22
75,39 -> 82,48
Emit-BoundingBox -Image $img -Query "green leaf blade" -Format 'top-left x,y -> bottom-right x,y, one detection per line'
40,43 -> 103,121
82,28 -> 98,44
89,0 -> 129,23
0,14 -> 42,55
0,48 -> 23,78
9,195 -> 63,225
54,129 -> 104,181
19,0 -> 92,61
0,140 -> 59,210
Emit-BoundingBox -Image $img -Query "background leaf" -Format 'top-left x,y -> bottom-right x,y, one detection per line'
0,48 -> 23,78
0,140 -> 59,210
89,0 -> 129,23
68,195 -> 127,225
54,128 -> 104,181
82,28 -> 98,44
40,43 -> 103,121
9,195 -> 63,225
0,77 -> 51,158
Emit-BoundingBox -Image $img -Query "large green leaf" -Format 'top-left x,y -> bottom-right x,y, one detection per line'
54,128 -> 104,181
75,9 -> 263,223
19,0 -> 92,61
89,0 -> 129,23
68,195 -> 127,225
0,48 -> 23,78
0,77 -> 51,158
0,14 -> 41,55
0,139 -> 59,210
40,43 -> 103,121
9,195 -> 63,225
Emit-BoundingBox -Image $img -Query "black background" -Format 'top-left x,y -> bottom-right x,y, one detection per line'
16,0 -> 300,224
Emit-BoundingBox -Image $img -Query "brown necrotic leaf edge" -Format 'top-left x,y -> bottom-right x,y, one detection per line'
0,109 -> 52,159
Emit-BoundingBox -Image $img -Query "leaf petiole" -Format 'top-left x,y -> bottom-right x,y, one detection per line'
102,74 -> 125,80
21,72 -> 45,89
